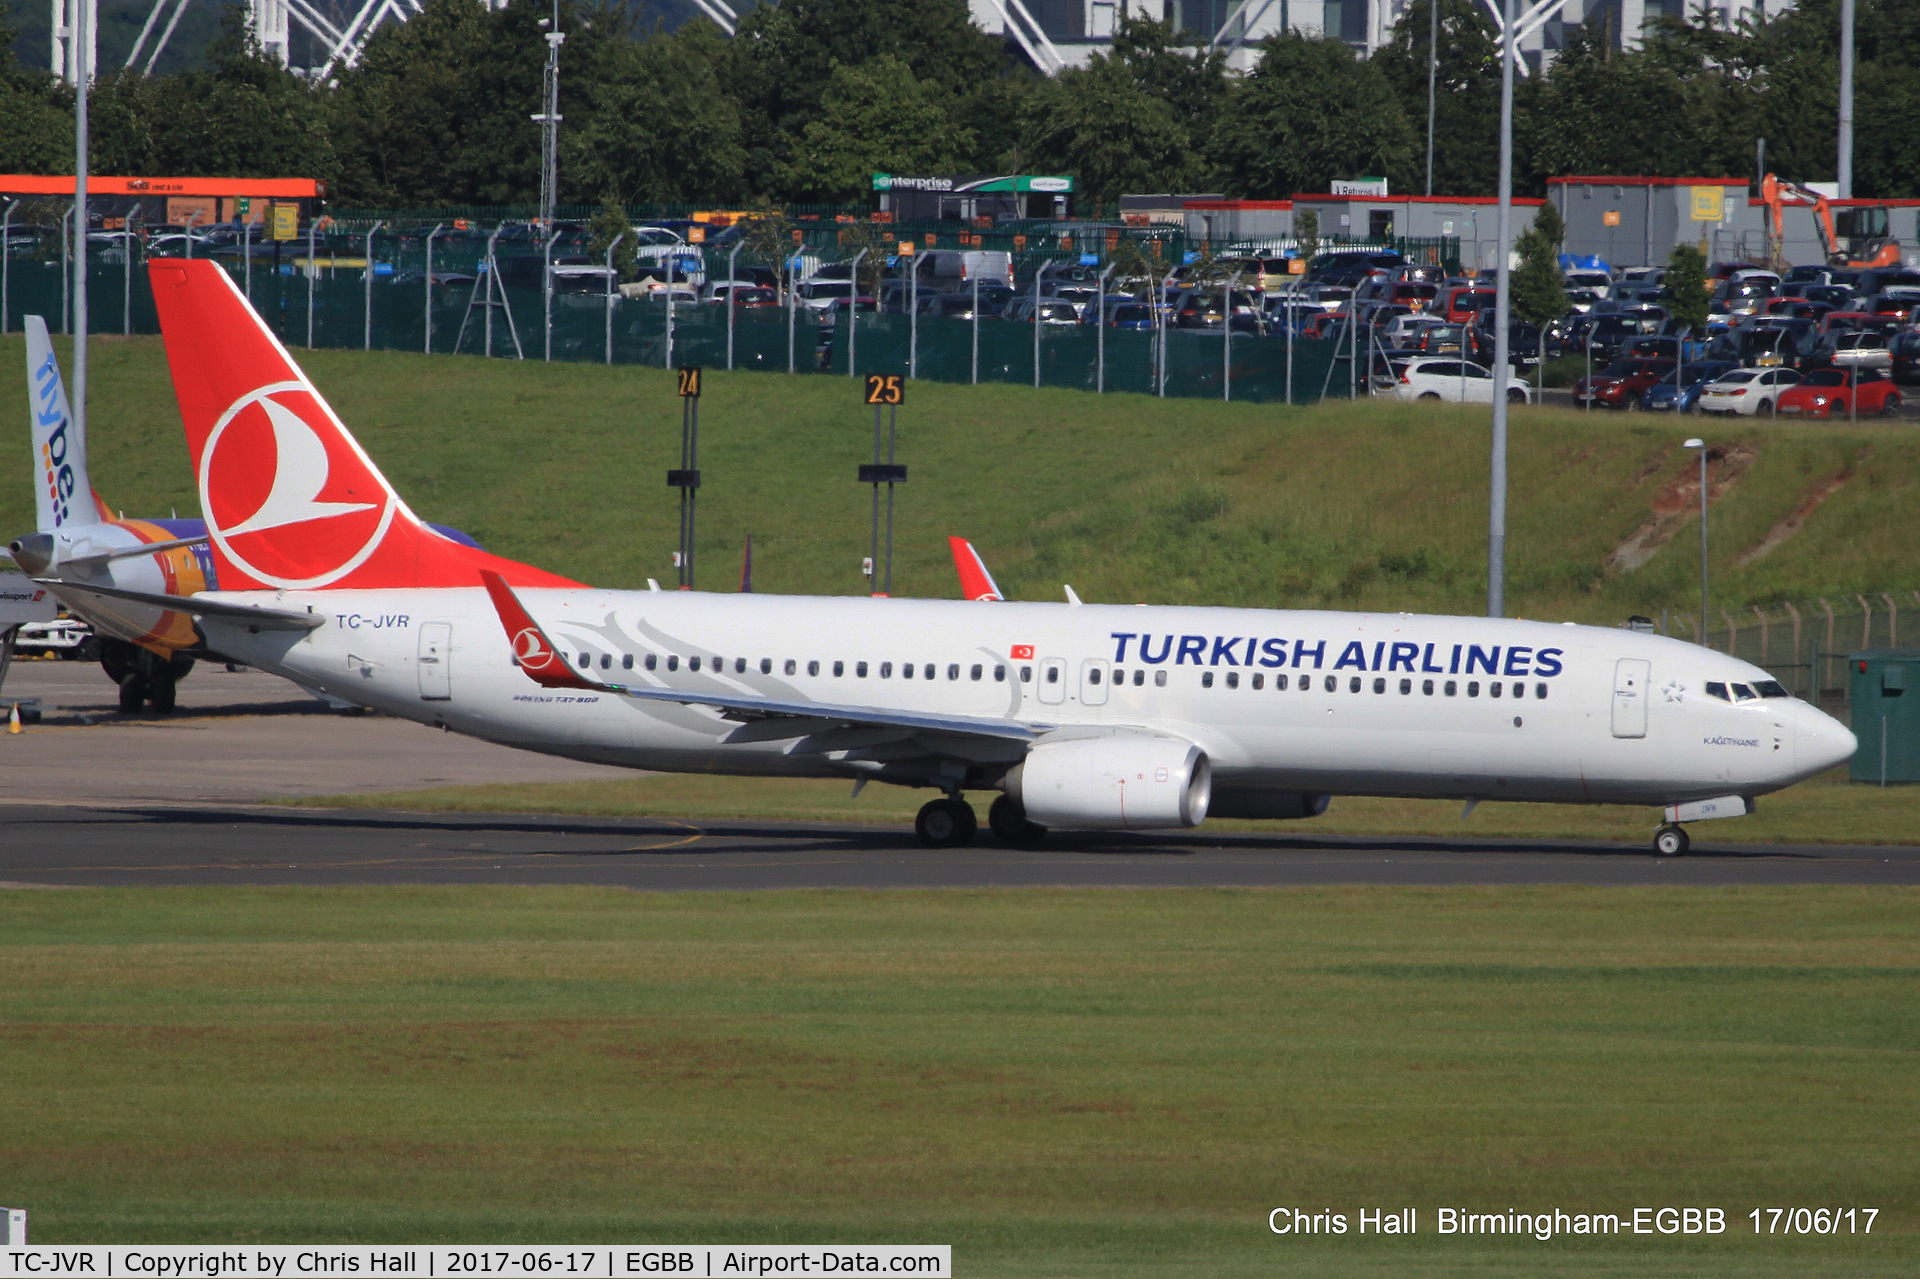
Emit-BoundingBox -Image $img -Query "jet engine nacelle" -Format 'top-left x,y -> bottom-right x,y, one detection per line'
1006,735 -> 1211,830
1208,790 -> 1331,821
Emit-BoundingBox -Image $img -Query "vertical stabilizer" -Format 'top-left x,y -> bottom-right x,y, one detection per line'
25,316 -> 99,533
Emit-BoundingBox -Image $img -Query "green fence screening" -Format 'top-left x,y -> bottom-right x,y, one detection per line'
6,237 -> 1362,406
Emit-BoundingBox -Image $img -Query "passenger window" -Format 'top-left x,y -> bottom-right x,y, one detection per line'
833,661 -> 844,677
1349,676 -> 1362,693
1490,681 -> 1502,698
1325,675 -> 1336,692
1445,680 -> 1456,696
995,666 -> 1007,682
783,659 -> 796,675
948,664 -> 959,680
1421,679 -> 1433,695
667,655 -> 679,672
689,656 -> 702,672
1089,668 -> 1103,685
1045,666 -> 1059,684
1133,670 -> 1145,686
1020,666 -> 1032,683
1225,672 -> 1239,689
807,660 -> 820,676
1251,674 -> 1263,690
1535,682 -> 1548,699
600,654 -> 611,669
971,664 -> 983,680
901,663 -> 912,679
1399,678 -> 1411,694
881,662 -> 893,678
1512,682 -> 1525,698
577,653 -> 590,668
1154,670 -> 1167,687
759,658 -> 771,674
1467,681 -> 1479,697
1704,681 -> 1729,701
924,664 -> 935,680
735,658 -> 747,674
646,654 -> 659,671
1202,672 -> 1215,688
857,661 -> 868,677
1276,674 -> 1289,691
623,654 -> 634,670
1373,677 -> 1386,694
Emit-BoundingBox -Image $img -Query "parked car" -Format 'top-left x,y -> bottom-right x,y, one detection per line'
1080,299 -> 1156,330
1441,286 -> 1497,324
1696,367 -> 1804,416
1814,330 -> 1894,371
1000,297 -> 1080,325
1640,360 -> 1740,413
1384,358 -> 1532,404
12,617 -> 96,659
793,279 -> 861,312
1171,288 -> 1261,329
1776,367 -> 1903,418
918,292 -> 990,319
1572,357 -> 1676,410
1307,249 -> 1404,286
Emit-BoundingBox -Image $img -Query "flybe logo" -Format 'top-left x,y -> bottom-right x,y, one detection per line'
1108,633 -> 1566,677
34,353 -> 76,527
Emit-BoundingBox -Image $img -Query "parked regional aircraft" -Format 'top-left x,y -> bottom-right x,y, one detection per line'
36,260 -> 1856,854
8,316 -> 485,713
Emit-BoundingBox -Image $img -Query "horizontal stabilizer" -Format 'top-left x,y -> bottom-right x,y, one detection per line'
59,535 -> 209,567
36,579 -> 324,631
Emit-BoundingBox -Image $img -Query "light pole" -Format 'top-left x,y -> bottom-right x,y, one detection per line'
1487,0 -> 1516,619
1837,0 -> 1854,198
363,220 -> 382,351
725,241 -> 741,371
1,199 -> 17,334
603,230 -> 623,366
846,247 -> 866,377
1096,261 -> 1114,393
1685,437 -> 1709,645
543,227 -> 559,362
306,215 -> 317,348
70,0 -> 90,446
424,223 -> 442,354
1425,0 -> 1438,197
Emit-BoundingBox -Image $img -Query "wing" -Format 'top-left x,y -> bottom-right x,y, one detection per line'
481,570 -> 1043,745
36,579 -> 325,631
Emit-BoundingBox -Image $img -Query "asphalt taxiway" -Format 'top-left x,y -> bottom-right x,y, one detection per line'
3,659 -> 1915,890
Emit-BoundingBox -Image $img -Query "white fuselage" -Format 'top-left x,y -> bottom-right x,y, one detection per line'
188,589 -> 1856,811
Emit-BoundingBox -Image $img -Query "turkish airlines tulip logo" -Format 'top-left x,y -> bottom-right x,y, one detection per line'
199,382 -> 396,589
512,626 -> 558,671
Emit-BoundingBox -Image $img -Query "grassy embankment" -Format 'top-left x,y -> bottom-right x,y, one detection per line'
2,886 -> 1915,1276
2,333 -> 1914,622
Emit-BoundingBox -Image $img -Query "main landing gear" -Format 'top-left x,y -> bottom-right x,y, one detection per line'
101,639 -> 193,716
915,797 -> 977,848
1653,824 -> 1690,857
988,794 -> 1047,846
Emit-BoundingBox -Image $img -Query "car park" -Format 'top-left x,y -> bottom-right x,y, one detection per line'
1080,298 -> 1156,330
1890,331 -> 1920,384
1816,330 -> 1894,371
1696,366 -> 1804,415
794,279 -> 860,312
918,293 -> 989,319
1776,367 -> 1902,418
1572,357 -> 1675,409
1640,360 -> 1740,413
1384,358 -> 1532,404
1000,298 -> 1079,325
1307,249 -> 1404,286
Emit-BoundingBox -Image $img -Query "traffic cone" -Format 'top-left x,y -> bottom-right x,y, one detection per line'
7,702 -> 20,734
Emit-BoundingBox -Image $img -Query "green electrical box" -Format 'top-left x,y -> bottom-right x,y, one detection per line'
1849,649 -> 1920,785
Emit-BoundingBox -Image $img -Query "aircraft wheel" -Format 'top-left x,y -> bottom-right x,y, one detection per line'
988,794 -> 1048,846
117,674 -> 148,714
149,676 -> 177,715
1653,824 -> 1689,857
915,798 -> 977,849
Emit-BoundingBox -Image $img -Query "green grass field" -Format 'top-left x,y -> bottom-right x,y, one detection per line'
2,334 -> 1914,625
2,886 -> 1916,1275
286,765 -> 1920,846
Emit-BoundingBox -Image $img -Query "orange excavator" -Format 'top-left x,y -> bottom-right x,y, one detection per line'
1760,173 -> 1902,271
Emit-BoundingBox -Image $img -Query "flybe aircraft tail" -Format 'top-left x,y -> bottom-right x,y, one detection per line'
146,259 -> 576,592
26,316 -> 101,533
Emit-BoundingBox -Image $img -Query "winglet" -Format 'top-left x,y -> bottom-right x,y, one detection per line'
948,536 -> 1004,601
480,570 -> 601,690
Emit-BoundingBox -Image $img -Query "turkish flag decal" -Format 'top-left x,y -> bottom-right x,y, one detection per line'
1010,644 -> 1035,660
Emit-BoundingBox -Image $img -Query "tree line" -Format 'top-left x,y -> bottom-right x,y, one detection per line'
1,0 -> 1915,212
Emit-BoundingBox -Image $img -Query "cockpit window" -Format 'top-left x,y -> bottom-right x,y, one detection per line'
1753,680 -> 1789,698
1731,683 -> 1758,702
1704,681 -> 1730,701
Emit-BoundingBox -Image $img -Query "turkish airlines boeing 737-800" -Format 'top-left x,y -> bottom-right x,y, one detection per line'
40,259 -> 1855,855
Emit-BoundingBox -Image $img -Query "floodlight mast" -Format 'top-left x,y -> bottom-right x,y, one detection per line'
533,1 -> 564,236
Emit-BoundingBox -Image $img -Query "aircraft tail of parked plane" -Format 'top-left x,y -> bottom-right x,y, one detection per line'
949,537 -> 1004,601
146,258 -> 576,593
26,316 -> 108,534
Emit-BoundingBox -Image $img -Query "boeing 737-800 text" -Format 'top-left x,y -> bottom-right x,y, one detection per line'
39,260 -> 1856,854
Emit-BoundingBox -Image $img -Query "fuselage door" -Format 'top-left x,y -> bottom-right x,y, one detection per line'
1611,657 -> 1650,738
419,622 -> 452,700
1080,657 -> 1110,707
1036,656 -> 1067,705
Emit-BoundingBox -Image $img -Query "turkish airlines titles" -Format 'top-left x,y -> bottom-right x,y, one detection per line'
1106,633 -> 1567,678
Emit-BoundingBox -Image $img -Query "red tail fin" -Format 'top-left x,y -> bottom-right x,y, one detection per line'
481,570 -> 600,690
948,536 -> 1004,601
147,259 -> 577,592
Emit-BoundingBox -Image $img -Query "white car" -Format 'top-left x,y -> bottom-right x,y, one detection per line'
1385,358 -> 1533,404
1696,367 -> 1803,416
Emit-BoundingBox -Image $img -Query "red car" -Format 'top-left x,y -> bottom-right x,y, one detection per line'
1442,286 -> 1496,324
1776,368 -> 1903,418
1572,358 -> 1676,410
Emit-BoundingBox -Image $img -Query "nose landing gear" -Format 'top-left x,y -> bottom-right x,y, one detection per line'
914,797 -> 978,848
1653,824 -> 1690,857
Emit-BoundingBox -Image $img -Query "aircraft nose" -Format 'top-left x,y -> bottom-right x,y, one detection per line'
1794,699 -> 1858,776
8,533 -> 53,577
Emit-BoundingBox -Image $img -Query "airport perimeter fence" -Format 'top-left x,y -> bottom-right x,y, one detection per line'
1,226 -> 1391,405
1649,591 -> 1920,726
